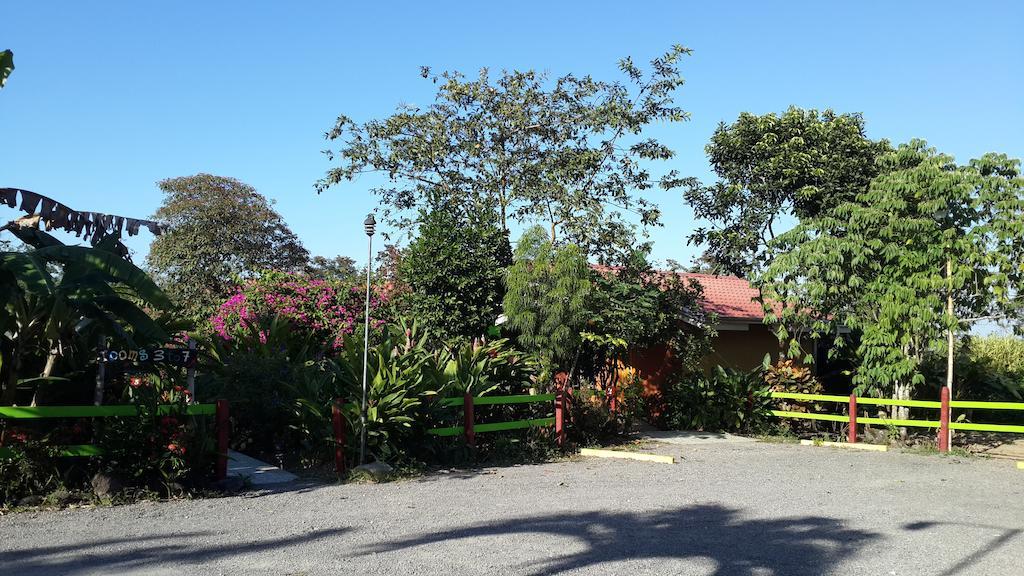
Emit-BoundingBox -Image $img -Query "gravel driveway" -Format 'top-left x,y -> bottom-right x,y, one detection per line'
1,441 -> 1021,575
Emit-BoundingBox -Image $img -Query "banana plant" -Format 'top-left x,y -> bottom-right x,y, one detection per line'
1,230 -> 173,405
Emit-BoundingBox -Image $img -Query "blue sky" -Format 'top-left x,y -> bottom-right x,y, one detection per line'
2,1 -> 1022,268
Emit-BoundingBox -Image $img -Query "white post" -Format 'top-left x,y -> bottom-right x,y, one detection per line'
946,258 -> 954,448
186,339 -> 197,403
359,218 -> 374,465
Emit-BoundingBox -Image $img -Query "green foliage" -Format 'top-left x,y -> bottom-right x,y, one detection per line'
399,209 -> 509,341
307,255 -> 359,283
203,314 -> 541,467
759,141 -> 1024,399
96,375 -> 211,494
331,321 -> 436,464
503,226 -> 590,382
587,256 -> 713,372
0,440 -> 63,506
200,316 -> 324,464
319,46 -> 692,262
686,107 -> 890,277
567,373 -> 646,446
147,174 -> 309,322
432,337 -> 535,396
660,366 -> 771,433
1,239 -> 174,405
923,336 -> 1024,402
0,49 -> 13,89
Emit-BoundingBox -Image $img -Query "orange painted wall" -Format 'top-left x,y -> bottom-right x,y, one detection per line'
626,324 -> 785,421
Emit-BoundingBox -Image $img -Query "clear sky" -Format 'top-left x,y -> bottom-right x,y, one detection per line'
2,1 -> 1022,268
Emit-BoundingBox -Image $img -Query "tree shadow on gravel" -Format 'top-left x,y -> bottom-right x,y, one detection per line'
353,503 -> 879,575
0,527 -> 350,575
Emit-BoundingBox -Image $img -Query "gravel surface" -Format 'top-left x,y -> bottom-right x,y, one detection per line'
1,441 -> 1022,575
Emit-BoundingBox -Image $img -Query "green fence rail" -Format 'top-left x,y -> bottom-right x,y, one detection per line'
0,403 -> 226,478
0,404 -> 216,419
427,393 -> 560,438
768,392 -> 1024,436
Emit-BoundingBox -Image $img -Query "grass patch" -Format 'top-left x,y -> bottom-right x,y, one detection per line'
758,433 -> 800,444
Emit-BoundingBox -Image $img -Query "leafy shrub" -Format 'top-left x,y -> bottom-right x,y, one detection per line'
567,372 -> 646,446
331,320 -> 436,464
200,316 -> 327,467
0,438 -> 63,506
333,322 -> 542,465
96,374 -> 212,494
762,358 -> 825,434
922,336 -> 1024,402
660,365 -> 770,433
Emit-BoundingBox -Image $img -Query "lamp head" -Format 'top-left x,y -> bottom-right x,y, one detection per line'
363,213 -> 376,237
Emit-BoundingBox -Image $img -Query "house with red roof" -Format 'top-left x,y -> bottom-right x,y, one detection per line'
679,273 -> 785,371
625,272 -> 813,411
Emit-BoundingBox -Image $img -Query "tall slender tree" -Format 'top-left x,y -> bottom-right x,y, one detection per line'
503,226 -> 591,384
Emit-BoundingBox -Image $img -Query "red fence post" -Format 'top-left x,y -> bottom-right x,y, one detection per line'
939,386 -> 950,453
215,399 -> 229,481
848,394 -> 858,444
332,398 -> 346,476
463,391 -> 475,448
555,390 -> 566,447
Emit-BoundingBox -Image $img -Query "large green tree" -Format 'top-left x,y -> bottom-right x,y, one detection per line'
398,209 -> 509,341
317,46 -> 692,262
147,174 -> 309,321
758,141 -> 1024,418
307,255 -> 359,283
685,107 -> 890,277
503,226 -> 591,383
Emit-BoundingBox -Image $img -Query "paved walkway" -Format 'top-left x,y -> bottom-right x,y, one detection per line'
638,429 -> 757,446
2,441 -> 1021,575
226,450 -> 297,486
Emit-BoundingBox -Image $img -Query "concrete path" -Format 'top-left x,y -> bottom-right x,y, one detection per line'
638,429 -> 757,445
226,450 -> 297,486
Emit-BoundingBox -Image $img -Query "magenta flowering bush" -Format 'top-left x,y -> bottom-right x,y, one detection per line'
209,271 -> 389,350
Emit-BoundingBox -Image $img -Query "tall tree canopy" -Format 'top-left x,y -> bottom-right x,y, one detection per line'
758,141 -> 1024,409
685,107 -> 890,277
147,174 -> 309,321
318,45 -> 692,262
398,209 -> 509,341
307,255 -> 359,283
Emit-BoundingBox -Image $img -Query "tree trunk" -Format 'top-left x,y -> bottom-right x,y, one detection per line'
1,343 -> 19,406
30,349 -> 59,407
890,381 -> 910,442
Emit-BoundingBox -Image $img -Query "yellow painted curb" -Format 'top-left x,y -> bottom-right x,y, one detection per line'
579,448 -> 675,464
1017,461 -> 1023,470
799,439 -> 888,452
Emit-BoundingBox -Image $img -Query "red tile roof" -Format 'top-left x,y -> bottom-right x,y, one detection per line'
591,265 -> 771,323
679,273 -> 768,322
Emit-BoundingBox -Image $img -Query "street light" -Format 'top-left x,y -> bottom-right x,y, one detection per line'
359,213 -> 376,465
